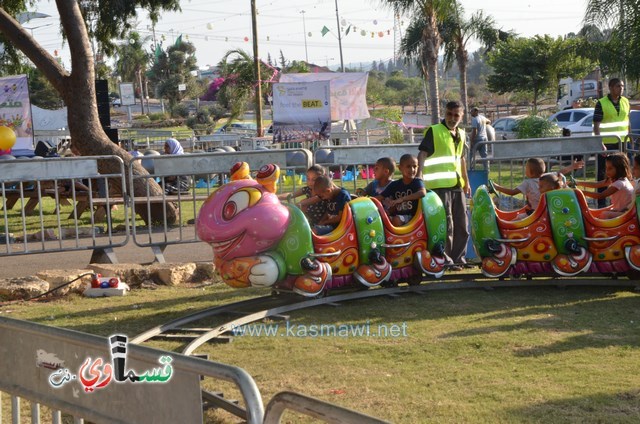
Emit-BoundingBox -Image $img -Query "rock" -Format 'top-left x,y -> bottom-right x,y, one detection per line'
140,280 -> 159,290
151,263 -> 197,286
0,276 -> 49,300
88,264 -> 151,288
192,262 -> 217,283
35,269 -> 93,295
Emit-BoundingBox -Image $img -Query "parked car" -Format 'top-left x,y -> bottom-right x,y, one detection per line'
630,110 -> 640,136
548,108 -> 593,126
563,112 -> 594,137
491,115 -> 526,140
111,98 -> 121,107
564,110 -> 640,140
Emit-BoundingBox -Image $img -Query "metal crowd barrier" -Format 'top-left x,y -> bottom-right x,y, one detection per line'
0,155 -> 128,262
314,143 -> 421,193
469,135 -> 623,208
0,316 -> 264,423
128,149 -> 312,262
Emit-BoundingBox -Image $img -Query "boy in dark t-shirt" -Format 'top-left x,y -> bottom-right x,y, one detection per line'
376,154 -> 426,226
313,175 -> 351,235
359,157 -> 396,197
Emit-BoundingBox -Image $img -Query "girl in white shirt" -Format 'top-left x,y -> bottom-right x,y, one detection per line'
577,153 -> 634,218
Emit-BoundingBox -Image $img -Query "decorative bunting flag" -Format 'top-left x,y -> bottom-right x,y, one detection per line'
321,26 -> 330,37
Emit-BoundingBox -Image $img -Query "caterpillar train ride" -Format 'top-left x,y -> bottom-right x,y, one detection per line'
195,163 -> 640,297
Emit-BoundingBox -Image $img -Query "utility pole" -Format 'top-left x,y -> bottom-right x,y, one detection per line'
251,0 -> 264,136
334,0 -> 344,72
301,10 -> 309,63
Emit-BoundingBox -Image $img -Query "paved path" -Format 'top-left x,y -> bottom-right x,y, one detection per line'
0,240 -> 213,279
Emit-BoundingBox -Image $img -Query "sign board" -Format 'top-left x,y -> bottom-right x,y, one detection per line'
279,72 -> 369,120
272,81 -> 331,145
119,83 -> 135,106
0,74 -> 35,150
178,84 -> 186,92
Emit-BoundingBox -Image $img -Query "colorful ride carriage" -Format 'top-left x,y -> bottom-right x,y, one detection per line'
196,165 -> 449,296
472,185 -> 640,279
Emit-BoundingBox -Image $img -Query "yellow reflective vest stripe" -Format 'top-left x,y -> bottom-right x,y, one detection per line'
598,96 -> 629,144
422,123 -> 465,189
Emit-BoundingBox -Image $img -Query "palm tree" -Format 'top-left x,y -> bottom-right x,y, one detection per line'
380,0 -> 455,124
440,3 -> 497,123
584,0 -> 640,81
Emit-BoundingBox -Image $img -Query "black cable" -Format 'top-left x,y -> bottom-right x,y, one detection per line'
25,272 -> 96,302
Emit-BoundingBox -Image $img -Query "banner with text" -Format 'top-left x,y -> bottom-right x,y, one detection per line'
272,81 -> 331,145
279,72 -> 369,121
0,74 -> 34,151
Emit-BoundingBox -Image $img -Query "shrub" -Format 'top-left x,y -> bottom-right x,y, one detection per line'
171,104 -> 190,118
515,115 -> 561,139
148,112 -> 168,122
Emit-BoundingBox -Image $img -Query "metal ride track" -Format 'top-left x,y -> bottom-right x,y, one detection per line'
131,274 -> 639,420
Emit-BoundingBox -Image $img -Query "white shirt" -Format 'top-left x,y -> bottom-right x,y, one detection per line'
610,178 -> 634,211
517,178 -> 541,210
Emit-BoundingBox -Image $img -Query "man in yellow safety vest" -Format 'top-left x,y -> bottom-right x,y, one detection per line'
417,101 -> 470,270
593,78 -> 630,207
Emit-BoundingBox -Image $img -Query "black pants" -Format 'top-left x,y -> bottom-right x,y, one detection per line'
596,144 -> 620,207
432,188 -> 469,264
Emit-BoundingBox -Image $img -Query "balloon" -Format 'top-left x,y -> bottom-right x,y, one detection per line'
0,126 -> 16,150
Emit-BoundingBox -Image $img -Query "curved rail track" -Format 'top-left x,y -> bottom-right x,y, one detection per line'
131,274 -> 639,420
133,274 -> 640,354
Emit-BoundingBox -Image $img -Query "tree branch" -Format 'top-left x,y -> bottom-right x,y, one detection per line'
0,8 -> 66,92
56,0 -> 94,80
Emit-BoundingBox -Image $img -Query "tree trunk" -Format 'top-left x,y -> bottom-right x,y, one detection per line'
427,53 -> 440,125
423,15 -> 441,125
459,59 -> 468,125
0,1 -> 177,225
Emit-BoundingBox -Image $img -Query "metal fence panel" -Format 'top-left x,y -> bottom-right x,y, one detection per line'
0,156 -> 129,259
0,159 -> 99,182
0,316 -> 265,423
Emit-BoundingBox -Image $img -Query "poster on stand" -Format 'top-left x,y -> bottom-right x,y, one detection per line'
0,74 -> 34,151
272,81 -> 331,145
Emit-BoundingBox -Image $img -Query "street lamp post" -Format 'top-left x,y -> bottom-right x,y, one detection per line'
300,10 -> 309,63
334,0 -> 345,72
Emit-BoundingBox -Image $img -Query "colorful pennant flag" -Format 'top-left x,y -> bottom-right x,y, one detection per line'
321,26 -> 330,37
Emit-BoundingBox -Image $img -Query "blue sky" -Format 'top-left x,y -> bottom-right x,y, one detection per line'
27,0 -> 587,70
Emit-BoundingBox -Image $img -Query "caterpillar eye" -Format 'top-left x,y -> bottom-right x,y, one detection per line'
222,189 -> 261,220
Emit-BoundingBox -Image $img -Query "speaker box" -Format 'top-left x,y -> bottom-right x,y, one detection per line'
35,140 -> 57,157
104,127 -> 119,144
95,79 -> 111,129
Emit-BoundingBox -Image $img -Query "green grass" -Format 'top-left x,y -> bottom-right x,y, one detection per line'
2,282 -> 639,423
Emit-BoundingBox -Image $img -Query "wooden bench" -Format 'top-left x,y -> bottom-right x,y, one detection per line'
2,188 -> 72,215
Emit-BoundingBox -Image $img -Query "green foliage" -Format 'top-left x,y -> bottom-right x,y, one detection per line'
488,36 -> 596,110
216,49 -> 274,122
186,105 -> 227,134
27,68 -> 64,109
77,0 -> 181,56
515,115 -> 561,139
371,107 -> 405,144
147,40 -> 199,114
148,112 -> 168,121
584,0 -> 640,80
171,103 -> 189,118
